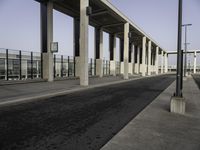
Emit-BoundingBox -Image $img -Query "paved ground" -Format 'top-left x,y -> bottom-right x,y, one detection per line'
0,74 -> 175,150
192,74 -> 200,89
0,75 -> 134,104
101,75 -> 200,150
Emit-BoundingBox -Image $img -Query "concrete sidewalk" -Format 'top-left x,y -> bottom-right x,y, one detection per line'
101,76 -> 200,150
0,75 -> 141,106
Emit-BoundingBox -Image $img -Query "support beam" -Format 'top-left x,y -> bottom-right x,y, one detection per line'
80,0 -> 89,86
194,50 -> 197,74
141,37 -> 146,76
120,38 -> 124,74
90,10 -> 108,17
155,47 -> 159,74
128,43 -> 133,75
110,34 -> 117,76
40,1 -> 54,82
161,50 -> 164,74
123,23 -> 129,79
164,52 -> 168,73
95,28 -> 104,77
74,18 -> 81,77
147,41 -> 152,75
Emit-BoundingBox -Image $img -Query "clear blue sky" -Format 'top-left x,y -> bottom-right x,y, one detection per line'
0,0 -> 199,64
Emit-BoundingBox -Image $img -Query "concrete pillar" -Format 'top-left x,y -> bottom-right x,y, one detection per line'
194,50 -> 197,74
95,28 -> 103,77
128,43 -> 133,75
161,50 -> 164,74
141,37 -> 146,76
164,52 -> 168,73
40,1 -> 54,82
137,46 -> 141,74
74,18 -> 81,77
123,23 -> 129,79
120,39 -> 124,74
79,0 -> 89,86
110,34 -> 117,76
147,41 -> 152,75
155,47 -> 159,74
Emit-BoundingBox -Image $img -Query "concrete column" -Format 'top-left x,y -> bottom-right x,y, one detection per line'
141,37 -> 146,76
147,41 -> 152,75
40,1 -> 54,82
194,50 -> 197,74
120,39 -> 124,74
131,44 -> 135,74
161,50 -> 164,74
95,28 -> 103,77
79,0 -> 89,86
164,52 -> 168,73
128,43 -> 133,75
137,46 -> 141,74
74,18 -> 81,77
155,46 -> 159,74
123,23 -> 129,79
110,34 -> 117,76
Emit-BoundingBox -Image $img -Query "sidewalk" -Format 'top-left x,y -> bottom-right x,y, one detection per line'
101,76 -> 200,150
0,75 -> 141,106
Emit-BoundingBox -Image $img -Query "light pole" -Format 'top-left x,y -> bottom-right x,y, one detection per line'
175,0 -> 183,97
182,24 -> 192,77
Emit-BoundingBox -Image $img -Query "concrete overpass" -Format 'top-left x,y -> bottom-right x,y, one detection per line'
167,49 -> 200,73
34,0 -> 168,86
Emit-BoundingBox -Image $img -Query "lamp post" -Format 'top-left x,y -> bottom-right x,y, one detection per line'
182,24 -> 192,77
175,0 -> 183,97
170,0 -> 186,115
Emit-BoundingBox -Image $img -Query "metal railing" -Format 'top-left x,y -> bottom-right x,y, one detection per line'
0,48 -> 41,80
53,55 -> 76,78
116,61 -> 121,75
88,58 -> 96,76
103,60 -> 110,75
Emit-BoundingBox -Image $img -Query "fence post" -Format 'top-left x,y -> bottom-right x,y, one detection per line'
19,50 -> 22,80
74,56 -> 76,77
61,55 -> 63,77
68,56 -> 70,77
41,53 -> 43,79
54,54 -> 56,78
31,52 -> 33,79
6,49 -> 9,80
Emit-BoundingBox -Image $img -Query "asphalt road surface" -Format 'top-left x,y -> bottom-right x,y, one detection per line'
193,74 -> 200,89
0,74 -> 175,150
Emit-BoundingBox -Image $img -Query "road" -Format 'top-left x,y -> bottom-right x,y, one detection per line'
0,74 -> 175,150
193,74 -> 200,89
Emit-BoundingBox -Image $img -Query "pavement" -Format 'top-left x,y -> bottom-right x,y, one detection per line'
101,75 -> 200,150
0,75 -> 141,106
0,74 -> 175,150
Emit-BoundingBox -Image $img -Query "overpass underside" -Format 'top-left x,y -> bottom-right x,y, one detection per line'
0,0 -> 171,85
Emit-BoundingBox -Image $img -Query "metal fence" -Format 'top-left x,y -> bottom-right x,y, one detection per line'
103,60 -> 110,75
53,55 -> 76,78
116,61 -> 121,75
88,58 -> 96,76
0,48 -> 41,80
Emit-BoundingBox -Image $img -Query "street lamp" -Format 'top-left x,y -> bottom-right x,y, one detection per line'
182,24 -> 192,77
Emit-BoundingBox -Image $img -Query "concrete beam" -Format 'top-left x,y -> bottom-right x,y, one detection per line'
41,1 -> 54,82
147,41 -> 152,75
141,37 -> 146,76
194,50 -> 197,74
123,23 -> 129,80
155,46 -> 159,74
79,0 -> 89,86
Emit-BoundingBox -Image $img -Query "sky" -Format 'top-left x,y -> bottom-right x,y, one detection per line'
0,0 -> 200,65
